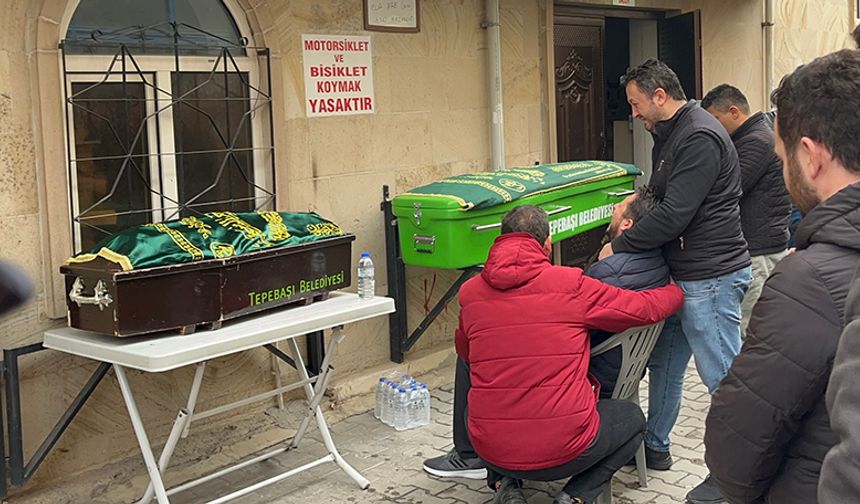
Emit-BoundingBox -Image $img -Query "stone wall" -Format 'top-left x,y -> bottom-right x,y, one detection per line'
0,0 -> 853,497
0,0 -> 548,495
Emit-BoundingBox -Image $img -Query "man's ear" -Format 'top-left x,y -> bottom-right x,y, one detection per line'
543,236 -> 553,256
653,88 -> 668,107
729,105 -> 741,120
800,136 -> 829,181
619,218 -> 634,233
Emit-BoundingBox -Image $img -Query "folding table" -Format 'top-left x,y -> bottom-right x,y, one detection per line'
43,292 -> 395,504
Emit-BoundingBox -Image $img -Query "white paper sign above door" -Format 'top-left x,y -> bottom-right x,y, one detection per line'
364,0 -> 420,33
613,0 -> 636,6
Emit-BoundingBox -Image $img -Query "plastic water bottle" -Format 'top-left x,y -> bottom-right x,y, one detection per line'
420,383 -> 431,426
374,378 -> 387,419
383,382 -> 398,426
398,374 -> 414,388
358,252 -> 375,300
406,385 -> 420,428
394,388 -> 409,431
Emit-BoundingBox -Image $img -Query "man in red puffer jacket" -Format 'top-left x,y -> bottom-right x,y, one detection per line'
457,205 -> 684,504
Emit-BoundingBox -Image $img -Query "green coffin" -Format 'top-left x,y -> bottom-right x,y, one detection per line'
392,161 -> 640,269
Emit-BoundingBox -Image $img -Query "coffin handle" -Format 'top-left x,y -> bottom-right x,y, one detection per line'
607,189 -> 635,198
545,205 -> 572,216
69,277 -> 113,311
472,205 -> 573,233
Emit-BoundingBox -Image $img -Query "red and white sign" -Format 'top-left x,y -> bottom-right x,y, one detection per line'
612,0 -> 635,6
302,35 -> 375,117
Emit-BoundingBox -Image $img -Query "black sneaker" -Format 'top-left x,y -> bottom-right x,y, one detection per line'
423,449 -> 488,479
625,446 -> 673,471
686,475 -> 727,504
494,477 -> 527,504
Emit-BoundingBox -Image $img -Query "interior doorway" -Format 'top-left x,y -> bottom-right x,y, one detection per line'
550,3 -> 702,268
552,4 -> 702,185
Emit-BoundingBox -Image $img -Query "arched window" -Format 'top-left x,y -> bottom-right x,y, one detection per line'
62,0 -> 274,251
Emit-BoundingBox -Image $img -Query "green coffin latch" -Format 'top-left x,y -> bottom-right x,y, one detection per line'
67,211 -> 346,271
393,161 -> 641,269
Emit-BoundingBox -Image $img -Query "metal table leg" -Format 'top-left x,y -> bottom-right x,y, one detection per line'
181,362 -> 206,438
114,365 -> 171,504
287,328 -> 370,489
138,363 -> 205,504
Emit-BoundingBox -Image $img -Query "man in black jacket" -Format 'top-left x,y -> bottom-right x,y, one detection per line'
702,84 -> 790,336
704,48 -> 860,504
818,27 -> 860,504
601,59 -> 751,486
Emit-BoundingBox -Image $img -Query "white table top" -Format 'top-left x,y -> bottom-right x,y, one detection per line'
44,293 -> 395,373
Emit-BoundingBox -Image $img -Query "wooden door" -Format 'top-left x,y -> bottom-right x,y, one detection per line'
554,15 -> 606,162
658,10 -> 703,99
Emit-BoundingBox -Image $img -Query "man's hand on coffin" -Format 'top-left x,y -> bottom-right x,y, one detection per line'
598,243 -> 614,261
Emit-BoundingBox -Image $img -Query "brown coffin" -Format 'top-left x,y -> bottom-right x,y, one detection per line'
60,235 -> 355,337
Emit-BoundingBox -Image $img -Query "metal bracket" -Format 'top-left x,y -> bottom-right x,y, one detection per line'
0,344 -> 111,499
382,185 -> 481,363
412,203 -> 422,227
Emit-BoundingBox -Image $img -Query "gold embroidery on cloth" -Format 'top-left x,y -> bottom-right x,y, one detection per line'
438,179 -> 512,202
66,247 -> 134,271
180,216 -> 213,239
257,211 -> 292,242
306,222 -> 344,237
206,212 -> 272,247
152,223 -> 205,260
210,242 -> 235,258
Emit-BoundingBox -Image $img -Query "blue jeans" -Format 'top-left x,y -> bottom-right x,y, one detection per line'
644,267 -> 752,452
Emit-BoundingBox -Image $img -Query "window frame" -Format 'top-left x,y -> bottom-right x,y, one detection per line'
62,52 -> 274,252
32,0 -> 275,319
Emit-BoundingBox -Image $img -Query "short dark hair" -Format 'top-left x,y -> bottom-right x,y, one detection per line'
621,58 -> 687,101
853,24 -> 860,48
701,84 -> 751,114
771,49 -> 860,174
501,205 -> 549,245
624,186 -> 661,222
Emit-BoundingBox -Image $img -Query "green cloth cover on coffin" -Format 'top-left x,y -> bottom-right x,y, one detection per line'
398,161 -> 641,211
67,211 -> 345,271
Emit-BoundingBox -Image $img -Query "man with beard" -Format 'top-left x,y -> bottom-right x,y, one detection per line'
600,59 -> 751,503
704,48 -> 860,504
586,186 -> 670,398
817,26 -> 860,504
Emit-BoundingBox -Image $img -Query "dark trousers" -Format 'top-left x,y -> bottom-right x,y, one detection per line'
453,357 -> 477,458
453,358 -> 645,502
487,400 -> 644,502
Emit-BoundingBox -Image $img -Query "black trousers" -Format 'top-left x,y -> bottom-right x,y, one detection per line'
486,399 -> 644,502
453,357 -> 477,458
452,358 -> 645,503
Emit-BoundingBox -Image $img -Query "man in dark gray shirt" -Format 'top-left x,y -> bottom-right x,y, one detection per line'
702,84 -> 791,336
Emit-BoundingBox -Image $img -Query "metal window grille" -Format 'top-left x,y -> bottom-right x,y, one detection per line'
61,21 -> 275,253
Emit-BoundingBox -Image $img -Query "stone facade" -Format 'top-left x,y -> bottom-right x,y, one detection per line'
0,0 -> 853,497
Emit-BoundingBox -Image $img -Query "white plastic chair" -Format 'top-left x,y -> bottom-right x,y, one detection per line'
590,321 -> 666,504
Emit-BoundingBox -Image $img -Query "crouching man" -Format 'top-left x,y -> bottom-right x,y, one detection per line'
457,205 -> 683,504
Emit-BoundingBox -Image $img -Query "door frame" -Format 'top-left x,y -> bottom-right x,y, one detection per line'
544,2 -> 681,163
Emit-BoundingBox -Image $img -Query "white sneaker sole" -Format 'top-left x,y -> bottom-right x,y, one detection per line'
422,465 -> 488,480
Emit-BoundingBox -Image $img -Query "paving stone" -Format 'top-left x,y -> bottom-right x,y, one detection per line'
168,364 -> 712,503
